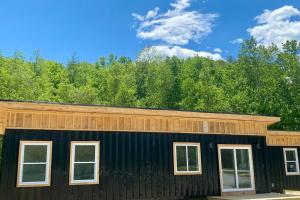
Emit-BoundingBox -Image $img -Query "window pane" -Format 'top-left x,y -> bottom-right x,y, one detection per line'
238,171 -> 252,188
221,149 -> 234,170
75,145 -> 96,162
287,162 -> 298,173
221,149 -> 236,189
74,163 -> 95,180
222,170 -> 236,189
236,149 -> 250,170
24,145 -> 47,163
176,146 -> 187,171
22,164 -> 46,182
188,146 -> 199,171
286,150 -> 296,161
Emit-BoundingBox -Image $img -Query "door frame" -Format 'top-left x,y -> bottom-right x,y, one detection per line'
217,144 -> 256,194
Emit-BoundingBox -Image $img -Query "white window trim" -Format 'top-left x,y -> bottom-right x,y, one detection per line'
173,142 -> 202,175
17,141 -> 52,187
218,144 -> 255,193
69,141 -> 100,185
283,148 -> 300,176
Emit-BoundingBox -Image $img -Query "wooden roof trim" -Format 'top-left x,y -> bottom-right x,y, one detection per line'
267,131 -> 300,146
0,108 -> 268,135
0,101 -> 280,124
268,130 -> 300,136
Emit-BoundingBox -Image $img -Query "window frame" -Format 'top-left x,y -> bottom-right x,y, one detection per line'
173,142 -> 202,175
217,144 -> 255,193
16,141 -> 52,187
283,148 -> 300,176
69,141 -> 100,185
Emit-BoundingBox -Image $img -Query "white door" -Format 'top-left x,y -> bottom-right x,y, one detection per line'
218,145 -> 255,193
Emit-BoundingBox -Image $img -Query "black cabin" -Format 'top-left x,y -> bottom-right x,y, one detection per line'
0,100 -> 299,199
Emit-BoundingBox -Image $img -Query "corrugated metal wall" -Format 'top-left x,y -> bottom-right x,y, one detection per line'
0,129 -> 275,200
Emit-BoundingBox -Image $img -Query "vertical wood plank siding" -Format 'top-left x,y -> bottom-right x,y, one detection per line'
0,100 -> 279,136
267,132 -> 300,146
1,109 -> 270,136
0,129 -> 270,200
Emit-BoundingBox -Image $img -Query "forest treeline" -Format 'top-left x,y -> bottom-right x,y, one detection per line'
0,39 -> 299,130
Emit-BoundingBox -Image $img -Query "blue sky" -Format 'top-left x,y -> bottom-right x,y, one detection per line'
0,0 -> 300,62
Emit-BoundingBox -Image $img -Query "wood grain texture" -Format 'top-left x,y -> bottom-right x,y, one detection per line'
267,131 -> 300,146
0,107 -> 6,135
0,101 -> 280,122
0,109 -> 271,136
0,101 -> 283,138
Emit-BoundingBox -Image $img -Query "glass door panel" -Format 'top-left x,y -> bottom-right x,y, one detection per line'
219,146 -> 254,192
220,149 -> 236,189
237,171 -> 252,188
236,149 -> 252,188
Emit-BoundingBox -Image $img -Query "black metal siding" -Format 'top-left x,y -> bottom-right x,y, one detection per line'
0,129 -> 272,200
267,147 -> 300,191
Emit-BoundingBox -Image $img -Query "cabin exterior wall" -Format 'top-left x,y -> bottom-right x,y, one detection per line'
267,147 -> 300,191
0,129 -> 278,200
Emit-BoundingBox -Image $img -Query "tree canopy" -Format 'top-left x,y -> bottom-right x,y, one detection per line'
0,39 -> 299,130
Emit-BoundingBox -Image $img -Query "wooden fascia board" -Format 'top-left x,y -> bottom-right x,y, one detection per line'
0,101 -> 281,136
0,102 -> 280,124
267,131 -> 300,146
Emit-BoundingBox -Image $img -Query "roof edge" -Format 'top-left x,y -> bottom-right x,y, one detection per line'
268,130 -> 300,135
267,131 -> 300,146
0,100 -> 280,124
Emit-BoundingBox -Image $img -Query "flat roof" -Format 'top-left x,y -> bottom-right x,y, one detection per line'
0,99 -> 280,124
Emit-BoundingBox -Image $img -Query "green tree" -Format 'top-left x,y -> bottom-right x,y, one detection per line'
0,40 -> 298,130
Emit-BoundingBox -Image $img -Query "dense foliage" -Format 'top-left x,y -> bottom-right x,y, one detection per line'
0,39 -> 299,130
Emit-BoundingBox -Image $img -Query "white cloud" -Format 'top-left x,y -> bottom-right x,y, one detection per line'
213,48 -> 222,53
139,45 -> 223,60
231,38 -> 243,44
170,0 -> 190,11
248,5 -> 300,46
133,0 -> 221,61
132,0 -> 218,45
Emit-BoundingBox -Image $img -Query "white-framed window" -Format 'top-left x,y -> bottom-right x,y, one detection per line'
283,148 -> 300,175
218,145 -> 255,192
69,141 -> 100,185
173,142 -> 202,175
17,141 -> 52,187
